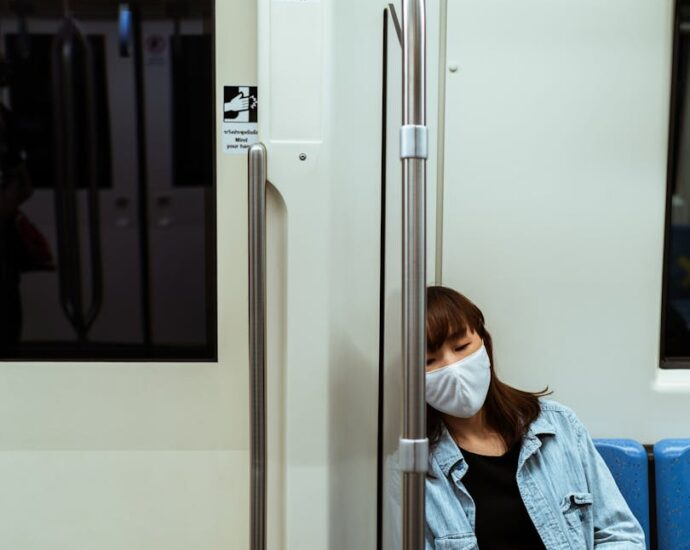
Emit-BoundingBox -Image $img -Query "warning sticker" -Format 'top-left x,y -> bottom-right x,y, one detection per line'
222,85 -> 258,155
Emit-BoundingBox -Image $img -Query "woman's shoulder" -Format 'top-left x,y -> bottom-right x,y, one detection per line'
534,398 -> 588,436
538,397 -> 576,414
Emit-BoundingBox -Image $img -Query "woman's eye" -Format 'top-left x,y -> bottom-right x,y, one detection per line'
454,344 -> 468,352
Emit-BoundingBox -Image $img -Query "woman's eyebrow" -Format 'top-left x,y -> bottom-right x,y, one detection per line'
447,328 -> 468,341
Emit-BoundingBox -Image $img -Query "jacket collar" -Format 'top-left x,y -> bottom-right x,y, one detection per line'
430,412 -> 557,478
526,413 -> 557,439
432,426 -> 465,477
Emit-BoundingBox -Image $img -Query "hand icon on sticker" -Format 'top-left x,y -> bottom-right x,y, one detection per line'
224,93 -> 249,114
222,85 -> 258,126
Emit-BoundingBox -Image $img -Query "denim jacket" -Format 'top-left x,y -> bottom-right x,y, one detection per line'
424,400 -> 645,550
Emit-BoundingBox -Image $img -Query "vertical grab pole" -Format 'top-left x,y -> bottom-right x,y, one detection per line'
52,16 -> 104,341
248,143 -> 267,550
400,0 -> 428,549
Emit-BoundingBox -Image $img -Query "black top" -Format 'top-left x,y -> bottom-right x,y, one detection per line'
459,444 -> 547,549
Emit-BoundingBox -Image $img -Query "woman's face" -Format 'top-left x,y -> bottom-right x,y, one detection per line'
425,329 -> 483,373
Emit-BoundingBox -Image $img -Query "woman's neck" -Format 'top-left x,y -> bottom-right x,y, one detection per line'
443,408 -> 507,456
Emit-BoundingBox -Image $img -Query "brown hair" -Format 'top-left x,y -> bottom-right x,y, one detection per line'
426,286 -> 551,449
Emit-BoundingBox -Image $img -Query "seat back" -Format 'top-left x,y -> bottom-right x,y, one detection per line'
594,438 -> 651,549
654,439 -> 690,550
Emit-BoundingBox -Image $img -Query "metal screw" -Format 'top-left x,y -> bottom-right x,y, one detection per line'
448,64 -> 458,73
299,153 -> 307,161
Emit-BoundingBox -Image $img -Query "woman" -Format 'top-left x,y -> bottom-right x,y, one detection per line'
424,286 -> 645,549
0,98 -> 32,350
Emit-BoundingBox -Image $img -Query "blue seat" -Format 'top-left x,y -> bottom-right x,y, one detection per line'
654,439 -> 690,550
594,438 -> 650,549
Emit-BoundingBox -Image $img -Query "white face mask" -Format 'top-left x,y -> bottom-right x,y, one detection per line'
425,344 -> 491,418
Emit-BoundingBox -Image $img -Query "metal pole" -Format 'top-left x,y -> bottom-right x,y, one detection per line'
248,143 -> 267,550
400,1 -> 428,549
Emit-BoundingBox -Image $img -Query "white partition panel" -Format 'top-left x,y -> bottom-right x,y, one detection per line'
257,0 -> 439,549
440,0 -> 689,441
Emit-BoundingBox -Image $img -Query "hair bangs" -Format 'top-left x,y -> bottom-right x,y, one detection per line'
426,289 -> 470,353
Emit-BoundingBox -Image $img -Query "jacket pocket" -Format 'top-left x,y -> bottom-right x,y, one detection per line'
560,491 -> 594,548
434,533 -> 477,550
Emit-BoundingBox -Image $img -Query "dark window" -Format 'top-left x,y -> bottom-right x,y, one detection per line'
0,4 -> 217,362
663,2 -> 690,366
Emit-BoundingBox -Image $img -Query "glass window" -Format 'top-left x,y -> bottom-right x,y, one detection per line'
663,2 -> 690,366
0,1 -> 216,361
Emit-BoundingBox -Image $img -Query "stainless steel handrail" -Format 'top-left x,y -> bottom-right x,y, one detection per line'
51,16 -> 104,341
248,143 -> 267,550
82,23 -> 105,330
400,0 -> 428,549
52,17 -> 84,338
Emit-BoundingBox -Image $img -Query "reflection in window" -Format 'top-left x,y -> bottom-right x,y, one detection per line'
663,2 -> 690,364
172,34 -> 212,188
0,2 -> 216,361
5,34 -> 113,190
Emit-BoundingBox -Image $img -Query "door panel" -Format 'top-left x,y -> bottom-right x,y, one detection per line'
0,0 -> 251,546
